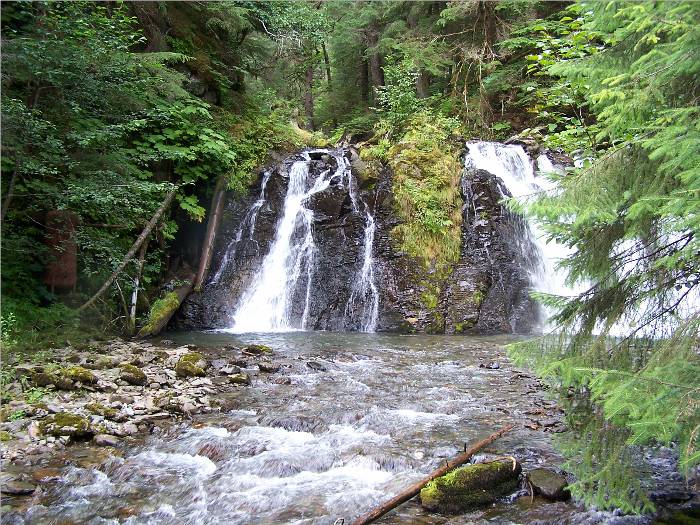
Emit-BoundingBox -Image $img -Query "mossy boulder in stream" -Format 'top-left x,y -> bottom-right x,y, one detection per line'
420,459 -> 521,514
39,413 -> 93,439
175,352 -> 207,378
243,344 -> 273,355
61,366 -> 98,384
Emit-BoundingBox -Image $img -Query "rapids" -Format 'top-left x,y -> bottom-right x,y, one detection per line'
17,332 -> 684,525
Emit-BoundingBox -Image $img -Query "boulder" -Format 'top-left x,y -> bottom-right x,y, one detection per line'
119,364 -> 148,386
61,366 -> 98,384
420,459 -> 522,514
94,434 -> 120,447
243,344 -> 273,355
229,373 -> 251,386
175,352 -> 207,378
258,361 -> 280,373
527,468 -> 570,500
39,413 -> 93,439
0,480 -> 36,496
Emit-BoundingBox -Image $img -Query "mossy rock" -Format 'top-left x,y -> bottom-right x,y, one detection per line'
61,366 -> 98,385
0,430 -> 13,442
85,403 -> 117,418
119,363 -> 147,386
243,344 -> 273,355
31,371 -> 75,391
527,468 -> 570,500
175,352 -> 207,378
39,412 -> 93,439
229,373 -> 251,386
420,459 -> 521,514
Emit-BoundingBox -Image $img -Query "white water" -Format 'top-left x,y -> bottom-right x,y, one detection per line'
464,141 -> 579,303
210,170 -> 272,284
344,211 -> 379,332
229,150 -> 379,333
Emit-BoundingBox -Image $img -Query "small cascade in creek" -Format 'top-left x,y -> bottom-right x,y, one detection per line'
210,170 -> 273,284
229,149 -> 379,333
464,141 -> 576,303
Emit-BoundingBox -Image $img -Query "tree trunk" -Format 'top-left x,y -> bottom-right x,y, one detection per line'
416,70 -> 431,98
193,175 -> 228,291
1,157 -> 20,223
359,57 -> 370,103
128,239 -> 149,335
79,186 -> 178,312
322,42 -> 332,89
367,30 -> 385,89
137,277 -> 194,338
304,65 -> 315,130
350,424 -> 514,525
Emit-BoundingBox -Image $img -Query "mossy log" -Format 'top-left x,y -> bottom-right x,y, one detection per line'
420,459 -> 521,513
137,277 -> 193,338
350,424 -> 514,525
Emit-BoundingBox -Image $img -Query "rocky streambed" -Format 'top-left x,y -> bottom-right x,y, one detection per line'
0,332 -> 696,524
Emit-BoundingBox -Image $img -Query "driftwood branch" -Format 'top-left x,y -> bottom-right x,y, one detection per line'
350,424 -> 515,525
79,186 -> 178,312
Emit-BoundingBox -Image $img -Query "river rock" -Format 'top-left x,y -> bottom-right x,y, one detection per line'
306,361 -> 327,372
527,468 -> 570,500
229,373 -> 251,386
94,434 -> 120,447
39,413 -> 93,439
119,364 -> 147,386
243,344 -> 273,355
258,361 -> 280,373
420,459 -> 522,513
61,366 -> 98,384
175,352 -> 207,378
0,480 -> 36,496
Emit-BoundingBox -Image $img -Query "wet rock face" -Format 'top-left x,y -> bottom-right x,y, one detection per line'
175,150 -> 372,331
175,148 -> 540,334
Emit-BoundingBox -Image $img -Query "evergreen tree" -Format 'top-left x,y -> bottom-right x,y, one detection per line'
510,1 -> 700,513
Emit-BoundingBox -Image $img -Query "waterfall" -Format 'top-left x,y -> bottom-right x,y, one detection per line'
210,170 -> 272,284
344,211 -> 379,332
229,149 -> 379,333
464,141 -> 577,303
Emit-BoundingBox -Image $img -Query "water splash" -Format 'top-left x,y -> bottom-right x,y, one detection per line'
344,210 -> 379,332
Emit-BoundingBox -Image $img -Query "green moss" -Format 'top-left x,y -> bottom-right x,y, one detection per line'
387,112 -> 463,272
421,291 -> 439,310
140,292 -> 180,335
119,363 -> 147,386
39,412 -> 92,438
61,366 -> 97,384
175,352 -> 206,378
244,344 -> 272,355
0,430 -> 13,441
85,403 -> 117,418
229,373 -> 251,386
421,460 -> 521,514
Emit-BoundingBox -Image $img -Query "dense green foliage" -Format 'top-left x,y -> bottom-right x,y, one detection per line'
509,0 -> 700,513
1,0 -> 698,515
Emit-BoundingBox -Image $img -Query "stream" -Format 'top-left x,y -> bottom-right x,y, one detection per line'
16,331 -> 681,525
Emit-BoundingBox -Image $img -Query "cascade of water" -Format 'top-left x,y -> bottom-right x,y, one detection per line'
464,141 -> 577,301
228,149 -> 380,333
344,210 -> 379,332
210,170 -> 272,284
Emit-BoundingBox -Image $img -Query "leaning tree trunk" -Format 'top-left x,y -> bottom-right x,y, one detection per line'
193,175 -> 228,291
79,186 -> 178,312
303,65 -> 315,130
128,239 -> 149,335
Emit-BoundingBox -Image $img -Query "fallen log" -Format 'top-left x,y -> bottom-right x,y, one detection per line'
349,424 -> 514,525
79,185 -> 178,312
